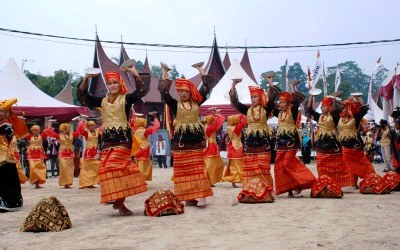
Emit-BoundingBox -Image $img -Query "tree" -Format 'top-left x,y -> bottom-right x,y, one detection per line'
151,65 -> 162,78
135,60 -> 144,72
169,65 -> 180,80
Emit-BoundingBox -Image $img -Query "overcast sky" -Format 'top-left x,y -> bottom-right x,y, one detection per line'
1,0 -> 399,82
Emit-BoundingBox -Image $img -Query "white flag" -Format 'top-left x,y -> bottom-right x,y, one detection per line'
311,51 -> 322,88
285,59 -> 289,92
334,65 -> 341,92
322,62 -> 328,96
368,57 -> 381,107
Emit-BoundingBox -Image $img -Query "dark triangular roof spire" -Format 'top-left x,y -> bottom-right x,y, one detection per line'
240,47 -> 257,83
223,43 -> 231,71
142,53 -> 150,74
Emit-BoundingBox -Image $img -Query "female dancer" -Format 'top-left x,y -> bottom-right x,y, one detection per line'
26,125 -> 48,188
77,121 -> 101,189
132,113 -> 160,182
158,62 -> 214,207
230,74 -> 278,187
78,65 -> 149,215
203,109 -> 226,186
273,81 -> 316,197
0,98 -> 28,211
222,114 -> 247,187
45,123 -> 82,188
338,96 -> 375,188
307,94 -> 353,187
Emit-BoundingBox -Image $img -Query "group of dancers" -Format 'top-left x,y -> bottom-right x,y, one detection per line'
1,61 -> 398,216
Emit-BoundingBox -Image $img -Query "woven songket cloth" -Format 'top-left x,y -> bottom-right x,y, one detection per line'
204,156 -> 224,185
21,196 -> 72,232
274,150 -> 316,195
173,149 -> 213,201
342,148 -> 375,178
382,172 -> 400,191
222,159 -> 244,183
360,173 -> 391,194
316,153 -> 354,187
79,159 -> 100,188
310,175 -> 343,198
238,177 -> 274,203
99,147 -> 147,203
144,190 -> 184,217
243,153 -> 273,187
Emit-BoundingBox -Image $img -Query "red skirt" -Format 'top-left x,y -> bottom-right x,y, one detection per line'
99,147 -> 147,203
342,148 -> 375,178
274,150 -> 316,195
317,153 -> 353,187
243,152 -> 273,187
173,149 -> 213,201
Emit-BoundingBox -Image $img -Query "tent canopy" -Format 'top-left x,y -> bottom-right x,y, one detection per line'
200,59 -> 258,116
0,58 -> 88,122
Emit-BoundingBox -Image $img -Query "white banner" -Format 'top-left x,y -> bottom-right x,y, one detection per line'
322,62 -> 328,96
334,65 -> 341,92
311,51 -> 322,88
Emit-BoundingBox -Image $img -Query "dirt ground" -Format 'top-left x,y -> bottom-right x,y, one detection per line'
1,160 -> 400,250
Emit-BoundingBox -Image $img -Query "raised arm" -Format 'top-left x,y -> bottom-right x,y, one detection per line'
205,114 -> 226,137
306,95 -> 321,122
158,79 -> 178,115
230,79 -> 249,115
144,118 -> 161,137
233,114 -> 247,135
77,74 -> 103,107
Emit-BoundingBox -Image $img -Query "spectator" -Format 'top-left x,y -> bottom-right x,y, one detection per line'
156,135 -> 168,168
373,151 -> 384,164
379,119 -> 393,172
48,138 -> 60,177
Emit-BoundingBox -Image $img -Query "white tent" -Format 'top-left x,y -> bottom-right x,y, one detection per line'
200,59 -> 258,115
380,66 -> 400,121
0,58 -> 87,121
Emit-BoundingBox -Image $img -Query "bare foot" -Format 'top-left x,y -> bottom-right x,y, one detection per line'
64,185 -> 71,189
288,191 -> 294,198
354,184 -> 360,190
185,200 -> 198,206
211,184 -> 216,187
196,198 -> 206,207
35,184 -> 42,189
87,185 -> 96,188
232,183 -> 238,188
118,204 -> 133,216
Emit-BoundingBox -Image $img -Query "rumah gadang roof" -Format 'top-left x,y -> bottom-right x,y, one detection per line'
240,48 -> 257,83
54,73 -> 74,105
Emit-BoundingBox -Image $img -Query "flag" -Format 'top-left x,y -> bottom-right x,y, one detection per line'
334,65 -> 341,92
307,66 -> 312,90
322,61 -> 328,96
367,57 -> 382,120
285,59 -> 289,92
311,51 -> 322,88
164,103 -> 173,139
373,56 -> 381,74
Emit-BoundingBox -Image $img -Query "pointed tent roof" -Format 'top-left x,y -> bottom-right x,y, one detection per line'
0,59 -> 88,122
199,59 -> 257,116
54,73 -> 74,105
119,44 -> 130,66
90,35 -> 135,96
223,51 -> 231,71
240,48 -> 257,83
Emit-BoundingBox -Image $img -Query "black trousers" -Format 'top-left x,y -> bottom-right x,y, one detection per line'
0,163 -> 23,210
157,155 -> 167,168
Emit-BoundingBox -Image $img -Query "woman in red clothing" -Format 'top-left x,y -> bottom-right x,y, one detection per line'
203,109 -> 226,186
273,85 -> 316,197
26,125 -> 48,188
131,113 -> 160,182
77,121 -> 101,189
222,114 -> 247,187
338,97 -> 375,188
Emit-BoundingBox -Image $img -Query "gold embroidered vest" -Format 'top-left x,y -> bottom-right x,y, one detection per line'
338,117 -> 357,141
59,133 -> 74,152
175,101 -> 202,133
0,135 -> 14,165
246,106 -> 269,136
28,135 -> 43,152
86,131 -> 98,150
317,113 -> 337,139
227,126 -> 242,151
134,127 -> 150,149
277,111 -> 297,135
101,94 -> 128,130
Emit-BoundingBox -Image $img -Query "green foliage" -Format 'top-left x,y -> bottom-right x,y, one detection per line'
169,65 -> 180,80
151,65 -> 162,78
135,60 -> 144,72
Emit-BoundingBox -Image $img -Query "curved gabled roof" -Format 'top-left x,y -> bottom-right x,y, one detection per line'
240,48 -> 257,83
54,73 -> 74,105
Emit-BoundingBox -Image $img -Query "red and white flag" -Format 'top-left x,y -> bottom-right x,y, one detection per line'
285,59 -> 289,92
322,61 -> 328,96
334,65 -> 341,92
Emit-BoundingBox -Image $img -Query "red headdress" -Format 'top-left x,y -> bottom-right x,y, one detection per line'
248,86 -> 268,107
341,100 -> 360,117
105,72 -> 127,94
279,92 -> 292,103
175,78 -> 203,103
321,97 -> 334,112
